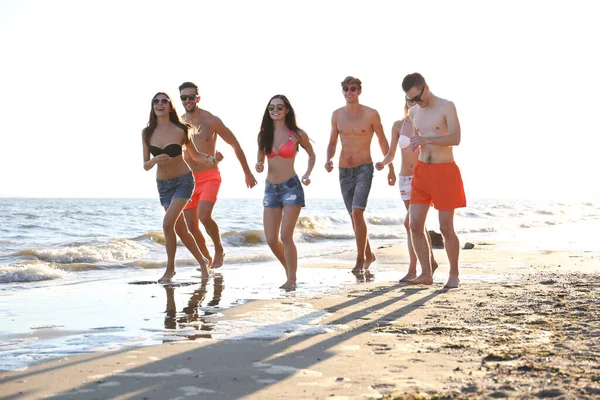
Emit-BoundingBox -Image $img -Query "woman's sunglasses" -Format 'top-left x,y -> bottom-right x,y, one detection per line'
342,86 -> 358,92
152,98 -> 170,105
268,104 -> 285,111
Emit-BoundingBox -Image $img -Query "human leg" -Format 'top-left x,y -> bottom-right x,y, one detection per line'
351,208 -> 368,272
183,208 -> 212,266
263,207 -> 286,272
439,209 -> 460,288
279,205 -> 302,289
408,203 -> 433,285
350,163 -> 374,272
198,201 -> 224,268
399,199 -> 418,282
175,213 -> 209,276
160,198 -> 189,283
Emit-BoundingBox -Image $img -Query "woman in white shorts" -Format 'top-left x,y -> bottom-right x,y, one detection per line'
375,103 -> 437,283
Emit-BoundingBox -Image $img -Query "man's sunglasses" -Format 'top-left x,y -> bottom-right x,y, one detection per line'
268,104 -> 285,111
152,98 -> 170,105
342,86 -> 358,92
405,86 -> 425,103
180,94 -> 198,101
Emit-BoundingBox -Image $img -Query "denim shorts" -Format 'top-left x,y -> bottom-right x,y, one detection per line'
263,175 -> 305,208
339,163 -> 374,214
156,171 -> 195,208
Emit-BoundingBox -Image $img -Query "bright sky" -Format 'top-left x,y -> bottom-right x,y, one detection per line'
1,0 -> 598,201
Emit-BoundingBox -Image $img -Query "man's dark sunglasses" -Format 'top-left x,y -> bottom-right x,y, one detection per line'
342,86 -> 358,92
405,86 -> 425,103
180,94 -> 198,101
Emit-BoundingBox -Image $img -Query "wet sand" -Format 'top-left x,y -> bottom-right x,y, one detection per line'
1,243 -> 598,399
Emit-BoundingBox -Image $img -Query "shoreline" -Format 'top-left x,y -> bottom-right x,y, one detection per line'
1,244 -> 599,399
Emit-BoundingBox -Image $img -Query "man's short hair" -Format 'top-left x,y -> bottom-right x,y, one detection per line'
402,73 -> 426,92
179,81 -> 199,94
341,76 -> 362,90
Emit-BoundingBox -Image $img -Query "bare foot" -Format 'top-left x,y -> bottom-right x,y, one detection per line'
158,270 -> 176,284
196,265 -> 210,277
444,275 -> 460,289
351,263 -> 365,274
399,272 -> 417,283
364,253 -> 377,270
432,259 -> 439,274
211,251 -> 225,269
279,280 -> 297,290
407,274 -> 433,286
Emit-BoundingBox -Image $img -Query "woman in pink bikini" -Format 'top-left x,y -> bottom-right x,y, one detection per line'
255,94 -> 315,290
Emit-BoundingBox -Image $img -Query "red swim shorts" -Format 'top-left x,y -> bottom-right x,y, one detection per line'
184,169 -> 222,210
411,161 -> 466,211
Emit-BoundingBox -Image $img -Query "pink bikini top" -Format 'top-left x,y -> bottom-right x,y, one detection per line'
265,130 -> 296,159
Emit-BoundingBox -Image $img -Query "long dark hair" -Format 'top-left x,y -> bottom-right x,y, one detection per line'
257,94 -> 301,153
142,92 -> 193,146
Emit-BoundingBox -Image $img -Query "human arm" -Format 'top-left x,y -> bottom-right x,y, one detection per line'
409,102 -> 461,149
255,148 -> 265,173
185,132 -> 223,165
375,120 -> 400,171
325,113 -> 338,172
372,111 -> 396,186
214,117 -> 257,188
142,134 -> 169,171
297,130 -> 315,185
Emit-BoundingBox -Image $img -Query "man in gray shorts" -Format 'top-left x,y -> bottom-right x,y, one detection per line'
325,76 -> 396,273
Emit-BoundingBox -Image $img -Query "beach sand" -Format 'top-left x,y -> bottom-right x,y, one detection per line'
1,242 -> 599,399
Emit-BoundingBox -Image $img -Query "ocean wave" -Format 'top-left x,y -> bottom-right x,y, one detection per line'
222,230 -> 265,246
133,231 -> 166,245
18,239 -> 148,264
0,263 -> 70,283
367,216 -> 401,225
225,254 -> 275,264
457,227 -> 497,234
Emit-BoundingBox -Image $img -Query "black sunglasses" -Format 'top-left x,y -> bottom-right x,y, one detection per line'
268,104 -> 285,111
180,94 -> 198,101
152,98 -> 170,105
405,86 -> 425,103
342,86 -> 358,92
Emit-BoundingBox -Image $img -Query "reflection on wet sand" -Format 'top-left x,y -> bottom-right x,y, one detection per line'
163,274 -> 224,339
352,270 -> 375,283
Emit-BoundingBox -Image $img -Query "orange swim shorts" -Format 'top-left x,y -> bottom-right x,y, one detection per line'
410,161 -> 466,211
184,169 -> 222,210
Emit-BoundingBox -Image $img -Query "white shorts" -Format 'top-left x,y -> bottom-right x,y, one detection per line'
398,175 -> 413,201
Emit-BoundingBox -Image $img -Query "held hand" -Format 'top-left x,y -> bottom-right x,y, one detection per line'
410,134 -> 427,151
325,160 -> 333,173
387,169 -> 396,186
215,151 -> 224,163
154,154 -> 170,165
255,162 -> 264,173
301,175 -> 311,186
375,161 -> 385,171
245,172 -> 257,188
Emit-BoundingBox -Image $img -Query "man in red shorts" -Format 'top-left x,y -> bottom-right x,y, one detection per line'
180,81 -> 257,269
402,73 -> 466,288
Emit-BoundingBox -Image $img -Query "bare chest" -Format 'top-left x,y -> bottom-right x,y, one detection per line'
337,115 -> 372,136
413,110 -> 447,136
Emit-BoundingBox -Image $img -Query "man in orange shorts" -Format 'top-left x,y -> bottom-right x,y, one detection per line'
180,81 -> 257,269
402,73 -> 466,288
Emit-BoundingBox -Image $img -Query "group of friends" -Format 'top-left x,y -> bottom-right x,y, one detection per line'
141,73 -> 466,290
